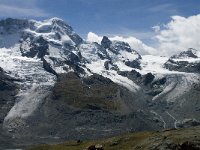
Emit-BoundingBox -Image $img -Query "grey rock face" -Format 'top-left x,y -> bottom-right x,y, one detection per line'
101,36 -> 112,49
0,68 -> 18,124
101,37 -> 142,69
6,73 -> 160,142
125,59 -> 141,69
110,41 -> 133,54
171,48 -> 198,59
165,59 -> 200,73
51,18 -> 83,46
164,48 -> 200,73
20,36 -> 49,58
141,73 -> 155,85
1,18 -> 200,149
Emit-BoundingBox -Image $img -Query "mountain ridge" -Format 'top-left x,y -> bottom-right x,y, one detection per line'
0,17 -> 200,149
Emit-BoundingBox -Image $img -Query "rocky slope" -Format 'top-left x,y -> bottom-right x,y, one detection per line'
0,18 -> 200,149
164,48 -> 200,73
28,125 -> 200,150
0,67 -> 19,124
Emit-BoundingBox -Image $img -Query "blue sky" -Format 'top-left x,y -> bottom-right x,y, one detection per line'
0,0 -> 200,43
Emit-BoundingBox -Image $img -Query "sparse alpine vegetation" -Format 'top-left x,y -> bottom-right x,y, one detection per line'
28,125 -> 200,150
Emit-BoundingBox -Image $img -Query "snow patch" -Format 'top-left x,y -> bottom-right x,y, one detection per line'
86,60 -> 140,92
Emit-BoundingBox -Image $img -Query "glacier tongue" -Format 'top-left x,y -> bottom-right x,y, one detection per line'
78,41 -> 142,92
86,60 -> 140,92
3,84 -> 54,130
1,18 -> 200,139
0,44 -> 56,130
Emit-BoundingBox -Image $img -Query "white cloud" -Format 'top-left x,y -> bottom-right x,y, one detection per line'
87,32 -> 157,55
109,36 -> 157,55
0,0 -> 49,18
87,14 -> 200,57
155,14 -> 200,56
87,32 -> 102,43
152,26 -> 160,33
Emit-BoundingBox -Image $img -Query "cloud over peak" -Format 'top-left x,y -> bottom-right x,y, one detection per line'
155,14 -> 200,56
87,32 -> 102,43
87,32 -> 157,55
88,14 -> 200,57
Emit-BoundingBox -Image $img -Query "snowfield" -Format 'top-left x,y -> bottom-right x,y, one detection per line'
1,18 -> 200,130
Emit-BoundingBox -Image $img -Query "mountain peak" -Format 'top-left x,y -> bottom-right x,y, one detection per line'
34,17 -> 72,32
101,36 -> 112,49
187,48 -> 200,55
47,17 -> 64,22
1,17 -> 200,148
171,48 -> 199,59
44,17 -> 72,29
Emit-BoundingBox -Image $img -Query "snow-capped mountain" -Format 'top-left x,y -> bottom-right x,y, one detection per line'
165,48 -> 200,73
0,18 -> 200,148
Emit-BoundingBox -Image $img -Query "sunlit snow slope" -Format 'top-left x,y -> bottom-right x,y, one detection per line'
0,18 -> 200,131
